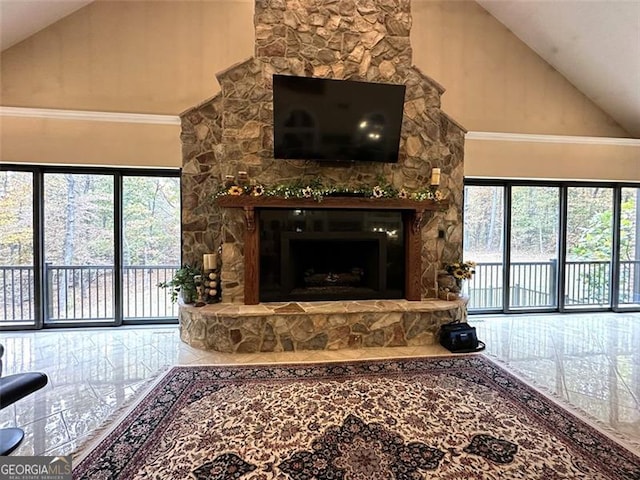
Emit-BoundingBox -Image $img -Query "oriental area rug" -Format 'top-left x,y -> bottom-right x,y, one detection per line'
73,356 -> 639,480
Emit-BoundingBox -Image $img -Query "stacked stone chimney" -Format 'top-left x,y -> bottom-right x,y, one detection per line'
180,0 -> 465,303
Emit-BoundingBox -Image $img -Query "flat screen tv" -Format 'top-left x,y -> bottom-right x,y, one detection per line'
273,75 -> 406,163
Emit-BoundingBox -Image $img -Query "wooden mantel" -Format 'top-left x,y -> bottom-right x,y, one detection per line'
216,195 -> 448,304
217,196 -> 448,233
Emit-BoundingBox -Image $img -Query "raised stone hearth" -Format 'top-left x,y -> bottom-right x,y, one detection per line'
179,299 -> 466,353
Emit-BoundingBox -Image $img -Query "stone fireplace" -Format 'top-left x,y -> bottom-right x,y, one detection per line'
178,0 -> 467,352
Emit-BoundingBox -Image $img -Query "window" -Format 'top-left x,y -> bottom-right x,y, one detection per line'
509,186 -> 560,309
618,187 -> 640,307
464,180 -> 639,314
44,172 -> 116,324
122,176 -> 180,320
463,185 -> 504,310
565,186 -> 613,309
0,170 -> 35,327
0,165 -> 181,329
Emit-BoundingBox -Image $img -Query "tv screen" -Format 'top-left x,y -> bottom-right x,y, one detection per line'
273,75 -> 406,163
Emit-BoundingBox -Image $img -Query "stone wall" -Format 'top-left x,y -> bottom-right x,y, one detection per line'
179,299 -> 468,353
180,0 -> 466,303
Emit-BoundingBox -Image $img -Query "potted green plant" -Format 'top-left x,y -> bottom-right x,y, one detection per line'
158,264 -> 201,304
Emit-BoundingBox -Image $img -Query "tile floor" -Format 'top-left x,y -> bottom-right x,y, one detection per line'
0,312 -> 638,458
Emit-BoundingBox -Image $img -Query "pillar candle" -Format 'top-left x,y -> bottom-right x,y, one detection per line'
430,168 -> 441,186
203,253 -> 218,271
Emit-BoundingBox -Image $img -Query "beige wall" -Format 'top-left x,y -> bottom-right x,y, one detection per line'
410,0 -> 638,181
1,0 -> 637,176
465,137 -> 640,182
1,0 -> 254,114
0,115 -> 181,168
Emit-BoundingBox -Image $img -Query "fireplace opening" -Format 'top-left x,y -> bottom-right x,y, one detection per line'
259,209 -> 404,302
285,232 -> 386,299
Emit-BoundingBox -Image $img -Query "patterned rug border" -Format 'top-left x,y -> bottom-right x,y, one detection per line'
73,355 -> 640,479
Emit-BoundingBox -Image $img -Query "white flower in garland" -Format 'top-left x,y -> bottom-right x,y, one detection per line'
302,186 -> 313,198
372,185 -> 384,198
252,185 -> 265,196
398,189 -> 408,199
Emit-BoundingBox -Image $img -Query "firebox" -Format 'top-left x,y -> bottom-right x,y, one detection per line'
259,209 -> 404,301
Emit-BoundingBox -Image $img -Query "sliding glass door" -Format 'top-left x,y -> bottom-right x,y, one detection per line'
122,176 -> 180,321
463,185 -> 504,310
465,181 -> 636,314
564,186 -> 613,309
509,186 -> 560,310
43,173 -> 116,325
1,165 -> 181,330
618,187 -> 640,308
0,170 -> 36,327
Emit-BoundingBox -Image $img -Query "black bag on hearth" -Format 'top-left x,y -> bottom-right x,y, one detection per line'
439,321 -> 486,353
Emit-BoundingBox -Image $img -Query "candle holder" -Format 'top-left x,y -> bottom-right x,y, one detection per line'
224,175 -> 236,188
193,275 -> 207,307
201,251 -> 222,304
203,269 -> 221,303
237,171 -> 249,186
430,167 -> 441,187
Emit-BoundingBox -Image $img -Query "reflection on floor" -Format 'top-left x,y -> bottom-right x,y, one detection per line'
474,312 -> 640,455
0,312 -> 638,457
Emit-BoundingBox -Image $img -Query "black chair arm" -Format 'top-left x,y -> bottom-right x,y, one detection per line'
0,373 -> 48,410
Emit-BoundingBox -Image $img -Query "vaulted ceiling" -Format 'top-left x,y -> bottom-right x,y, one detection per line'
477,0 -> 640,138
1,0 -> 639,137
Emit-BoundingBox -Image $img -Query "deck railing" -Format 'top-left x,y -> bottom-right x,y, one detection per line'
0,266 -> 35,324
1,264 -> 179,325
466,260 -> 640,310
619,260 -> 640,304
2,260 -> 639,324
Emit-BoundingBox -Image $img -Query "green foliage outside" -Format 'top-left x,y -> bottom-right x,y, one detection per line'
0,171 -> 33,265
567,188 -> 637,303
0,172 -> 180,267
464,184 -> 639,305
122,176 -> 181,266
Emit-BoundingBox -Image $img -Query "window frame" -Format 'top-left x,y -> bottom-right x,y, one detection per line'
0,164 -> 181,330
464,178 -> 639,315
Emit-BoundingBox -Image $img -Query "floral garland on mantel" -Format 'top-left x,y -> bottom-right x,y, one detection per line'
213,179 -> 443,203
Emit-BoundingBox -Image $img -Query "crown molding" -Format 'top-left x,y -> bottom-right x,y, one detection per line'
0,106 -> 181,125
466,131 -> 640,146
3,109 -> 638,145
